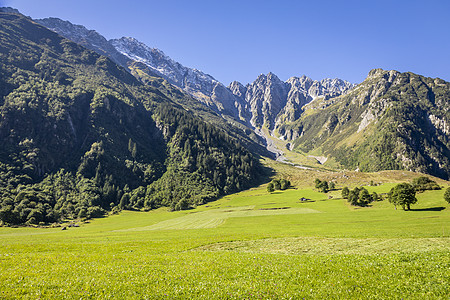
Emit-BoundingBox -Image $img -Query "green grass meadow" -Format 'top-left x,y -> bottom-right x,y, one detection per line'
1,176 -> 449,299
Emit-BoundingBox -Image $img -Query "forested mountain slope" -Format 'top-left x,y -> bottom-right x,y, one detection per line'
36,16 -> 267,154
280,69 -> 450,179
0,11 -> 262,225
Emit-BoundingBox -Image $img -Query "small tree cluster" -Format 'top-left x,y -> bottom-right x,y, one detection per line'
412,176 -> 441,192
314,179 -> 335,193
342,186 -> 380,207
267,178 -> 291,193
388,183 -> 417,210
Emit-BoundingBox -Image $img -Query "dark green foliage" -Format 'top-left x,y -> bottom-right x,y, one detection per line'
371,192 -> 380,202
268,179 -> 291,192
388,183 -> 417,210
0,169 -> 110,225
345,187 -> 377,207
0,12 -> 261,225
329,182 -> 336,190
411,176 -> 441,192
279,179 -> 291,190
314,178 -> 332,193
142,104 -> 261,210
341,187 -> 350,199
273,180 -> 281,190
319,181 -> 329,193
314,178 -> 321,188
174,198 -> 190,211
444,187 -> 450,204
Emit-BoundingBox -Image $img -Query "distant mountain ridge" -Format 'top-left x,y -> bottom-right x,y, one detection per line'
36,17 -> 354,128
111,37 -> 354,128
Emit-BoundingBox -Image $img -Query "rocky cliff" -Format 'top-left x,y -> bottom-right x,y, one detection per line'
229,73 -> 354,130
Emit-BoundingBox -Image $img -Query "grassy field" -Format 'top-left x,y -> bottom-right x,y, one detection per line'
1,163 -> 449,299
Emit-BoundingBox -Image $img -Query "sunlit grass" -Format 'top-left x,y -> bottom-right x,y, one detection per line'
0,167 -> 449,299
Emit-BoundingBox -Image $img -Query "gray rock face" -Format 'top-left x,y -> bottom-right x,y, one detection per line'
229,73 -> 354,130
227,81 -> 248,121
243,73 -> 288,128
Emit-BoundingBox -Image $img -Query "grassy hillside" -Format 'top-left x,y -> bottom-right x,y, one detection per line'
0,11 -> 262,225
1,164 -> 448,299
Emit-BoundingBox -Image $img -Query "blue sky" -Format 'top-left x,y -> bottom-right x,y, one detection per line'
3,0 -> 450,84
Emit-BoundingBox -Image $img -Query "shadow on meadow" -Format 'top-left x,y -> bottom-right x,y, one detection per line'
410,206 -> 446,212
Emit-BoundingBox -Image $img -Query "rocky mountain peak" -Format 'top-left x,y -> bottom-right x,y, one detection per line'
367,68 -> 386,78
110,36 -> 191,85
366,68 -> 401,83
228,81 -> 246,100
266,72 -> 280,80
110,36 -> 234,112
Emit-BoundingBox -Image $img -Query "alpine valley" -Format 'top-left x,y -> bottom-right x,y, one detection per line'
0,8 -> 449,226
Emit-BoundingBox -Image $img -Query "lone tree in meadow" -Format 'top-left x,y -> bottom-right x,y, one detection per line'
444,187 -> 450,204
267,182 -> 275,193
273,179 -> 281,190
388,183 -> 417,210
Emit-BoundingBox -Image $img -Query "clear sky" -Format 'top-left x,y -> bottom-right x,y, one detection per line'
2,0 -> 450,84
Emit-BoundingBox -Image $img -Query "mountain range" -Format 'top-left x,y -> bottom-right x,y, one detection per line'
0,8 -> 449,225
36,17 -> 354,130
36,15 -> 450,180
